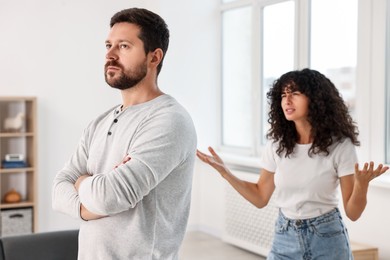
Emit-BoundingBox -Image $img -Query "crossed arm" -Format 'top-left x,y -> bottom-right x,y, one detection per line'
74,155 -> 131,221
74,175 -> 104,221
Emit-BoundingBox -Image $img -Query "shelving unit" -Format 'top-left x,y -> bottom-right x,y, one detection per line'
0,97 -> 37,236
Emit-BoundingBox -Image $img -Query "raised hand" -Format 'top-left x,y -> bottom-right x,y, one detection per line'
196,147 -> 230,177
354,162 -> 389,184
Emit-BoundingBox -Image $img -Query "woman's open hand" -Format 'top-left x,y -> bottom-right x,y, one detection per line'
354,162 -> 389,184
196,147 -> 230,177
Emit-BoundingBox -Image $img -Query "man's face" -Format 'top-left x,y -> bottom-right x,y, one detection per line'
104,22 -> 147,90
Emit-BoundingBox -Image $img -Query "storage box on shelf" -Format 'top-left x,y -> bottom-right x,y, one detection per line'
0,97 -> 37,236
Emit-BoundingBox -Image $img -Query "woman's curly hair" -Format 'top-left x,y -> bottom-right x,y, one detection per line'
266,68 -> 360,157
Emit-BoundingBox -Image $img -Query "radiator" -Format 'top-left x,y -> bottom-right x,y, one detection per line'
222,170 -> 279,257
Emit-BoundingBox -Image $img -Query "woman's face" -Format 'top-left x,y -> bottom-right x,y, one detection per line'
281,85 -> 310,123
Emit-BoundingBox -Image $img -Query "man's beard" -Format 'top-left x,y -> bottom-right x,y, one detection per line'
104,60 -> 147,90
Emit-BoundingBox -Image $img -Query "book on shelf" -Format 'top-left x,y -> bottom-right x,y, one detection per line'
1,160 -> 28,169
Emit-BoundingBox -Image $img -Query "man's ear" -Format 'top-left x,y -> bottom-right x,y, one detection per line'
149,48 -> 163,68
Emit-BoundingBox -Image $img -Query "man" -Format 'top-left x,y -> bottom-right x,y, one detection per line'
52,8 -> 197,260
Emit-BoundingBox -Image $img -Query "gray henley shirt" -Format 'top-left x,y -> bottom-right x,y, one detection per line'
52,94 -> 197,260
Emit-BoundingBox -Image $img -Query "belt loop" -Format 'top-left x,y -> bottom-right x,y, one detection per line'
283,218 -> 290,230
279,209 -> 290,230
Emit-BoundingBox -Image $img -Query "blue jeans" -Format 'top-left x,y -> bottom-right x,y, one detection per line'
267,208 -> 353,260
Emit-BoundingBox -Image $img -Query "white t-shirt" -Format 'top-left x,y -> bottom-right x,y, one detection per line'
261,138 -> 357,219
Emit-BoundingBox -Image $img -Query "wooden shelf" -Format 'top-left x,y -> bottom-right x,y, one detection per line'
0,97 -> 36,102
0,132 -> 34,138
0,201 -> 34,209
0,96 -> 37,235
0,168 -> 34,174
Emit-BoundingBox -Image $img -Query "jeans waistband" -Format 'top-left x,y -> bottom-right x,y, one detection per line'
279,208 -> 341,229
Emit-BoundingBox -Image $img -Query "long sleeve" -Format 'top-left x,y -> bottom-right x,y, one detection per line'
52,124 -> 91,219
54,95 -> 197,259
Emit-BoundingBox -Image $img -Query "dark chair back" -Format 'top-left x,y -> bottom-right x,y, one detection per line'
0,230 -> 78,260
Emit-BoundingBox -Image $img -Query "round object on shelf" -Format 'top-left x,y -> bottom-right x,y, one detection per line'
3,189 -> 22,203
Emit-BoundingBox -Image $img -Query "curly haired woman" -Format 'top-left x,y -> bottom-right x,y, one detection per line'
197,68 -> 388,259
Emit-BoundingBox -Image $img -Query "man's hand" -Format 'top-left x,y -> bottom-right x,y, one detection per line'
114,154 -> 131,169
80,204 -> 104,221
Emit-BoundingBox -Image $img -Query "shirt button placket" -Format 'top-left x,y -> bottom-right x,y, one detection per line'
108,118 -> 119,136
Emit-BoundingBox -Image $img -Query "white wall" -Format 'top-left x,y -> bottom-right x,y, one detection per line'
1,0 -> 390,259
343,185 -> 390,259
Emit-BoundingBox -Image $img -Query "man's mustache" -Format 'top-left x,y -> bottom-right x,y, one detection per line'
105,60 -> 123,70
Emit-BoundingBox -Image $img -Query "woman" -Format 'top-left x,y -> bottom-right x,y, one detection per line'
197,68 -> 388,259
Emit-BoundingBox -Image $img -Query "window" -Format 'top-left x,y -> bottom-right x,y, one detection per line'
262,2 -> 295,143
222,6 -> 252,148
220,0 -> 359,157
310,0 -> 358,117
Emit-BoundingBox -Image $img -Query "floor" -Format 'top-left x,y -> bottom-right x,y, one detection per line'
179,231 -> 266,260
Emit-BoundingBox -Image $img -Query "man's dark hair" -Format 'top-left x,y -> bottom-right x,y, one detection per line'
110,8 -> 169,75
